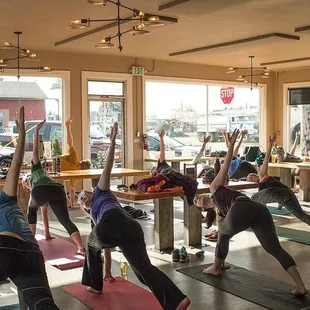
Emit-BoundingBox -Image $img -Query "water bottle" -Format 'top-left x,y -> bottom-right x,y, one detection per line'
120,256 -> 128,279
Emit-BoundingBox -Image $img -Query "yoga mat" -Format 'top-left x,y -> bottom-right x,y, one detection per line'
62,277 -> 162,310
275,226 -> 310,245
267,205 -> 291,215
177,264 -> 310,310
0,305 -> 19,310
36,234 -> 84,270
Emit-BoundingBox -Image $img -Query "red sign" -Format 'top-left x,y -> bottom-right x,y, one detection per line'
220,87 -> 234,104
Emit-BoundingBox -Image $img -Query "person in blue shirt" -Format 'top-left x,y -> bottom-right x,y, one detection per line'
78,122 -> 191,310
0,107 -> 59,309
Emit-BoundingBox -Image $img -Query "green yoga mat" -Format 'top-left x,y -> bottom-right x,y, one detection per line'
248,226 -> 310,245
0,305 -> 19,310
177,264 -> 310,310
267,205 -> 291,215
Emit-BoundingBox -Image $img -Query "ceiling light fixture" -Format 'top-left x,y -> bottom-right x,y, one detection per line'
226,56 -> 271,90
68,0 -> 162,52
0,32 -> 52,79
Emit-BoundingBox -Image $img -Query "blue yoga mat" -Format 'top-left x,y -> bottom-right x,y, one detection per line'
0,305 -> 19,310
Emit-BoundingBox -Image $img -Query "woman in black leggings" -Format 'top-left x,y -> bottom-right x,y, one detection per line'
24,120 -> 85,255
0,107 -> 59,309
247,134 -> 310,226
194,129 -> 307,296
79,123 -> 190,310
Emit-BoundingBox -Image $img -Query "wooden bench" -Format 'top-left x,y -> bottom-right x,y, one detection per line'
112,179 -> 258,251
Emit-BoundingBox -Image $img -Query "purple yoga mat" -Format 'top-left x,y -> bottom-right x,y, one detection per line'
36,234 -> 84,270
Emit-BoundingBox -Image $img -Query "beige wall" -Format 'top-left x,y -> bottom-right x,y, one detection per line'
38,50 -> 275,169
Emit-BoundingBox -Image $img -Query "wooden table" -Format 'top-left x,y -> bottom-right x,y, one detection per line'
0,168 -> 150,216
112,179 -> 258,251
268,162 -> 310,201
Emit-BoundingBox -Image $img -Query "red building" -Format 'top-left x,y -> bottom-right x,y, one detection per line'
0,81 -> 47,132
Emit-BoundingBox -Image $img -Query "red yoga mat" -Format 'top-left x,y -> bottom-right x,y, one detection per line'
36,234 -> 84,270
62,277 -> 162,310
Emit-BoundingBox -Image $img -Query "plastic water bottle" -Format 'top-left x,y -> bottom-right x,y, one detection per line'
120,256 -> 128,280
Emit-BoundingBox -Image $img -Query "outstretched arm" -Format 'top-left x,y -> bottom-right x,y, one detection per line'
210,129 -> 240,194
97,122 -> 118,191
290,131 -> 300,155
233,129 -> 247,158
3,107 -> 25,196
159,129 -> 165,163
65,117 -> 73,149
103,249 -> 115,283
32,120 -> 46,165
222,130 -> 230,149
259,133 -> 277,180
192,136 -> 211,164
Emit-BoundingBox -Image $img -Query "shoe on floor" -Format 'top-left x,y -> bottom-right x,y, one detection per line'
204,230 -> 217,238
207,232 -> 218,242
179,247 -> 189,263
171,249 -> 180,262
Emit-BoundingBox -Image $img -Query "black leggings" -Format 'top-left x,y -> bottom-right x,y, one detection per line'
230,161 -> 257,179
0,236 -> 59,310
251,187 -> 310,226
28,185 -> 78,236
82,209 -> 186,310
216,198 -> 296,271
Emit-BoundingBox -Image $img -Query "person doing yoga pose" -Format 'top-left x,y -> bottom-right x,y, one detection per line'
194,129 -> 307,296
247,134 -> 310,226
79,123 -> 190,310
24,120 -> 85,255
0,107 -> 59,309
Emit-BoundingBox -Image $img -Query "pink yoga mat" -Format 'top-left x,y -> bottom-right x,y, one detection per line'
36,234 -> 84,270
63,277 -> 162,310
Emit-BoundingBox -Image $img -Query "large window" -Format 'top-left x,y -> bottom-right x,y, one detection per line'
0,75 -> 63,163
145,80 -> 261,163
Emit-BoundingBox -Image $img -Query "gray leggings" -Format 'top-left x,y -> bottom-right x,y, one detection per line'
216,198 -> 296,271
28,185 -> 78,236
251,187 -> 310,226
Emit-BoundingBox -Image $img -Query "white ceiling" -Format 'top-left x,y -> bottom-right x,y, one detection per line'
1,0 -> 310,69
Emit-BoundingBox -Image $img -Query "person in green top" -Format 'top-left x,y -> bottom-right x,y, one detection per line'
23,120 -> 85,255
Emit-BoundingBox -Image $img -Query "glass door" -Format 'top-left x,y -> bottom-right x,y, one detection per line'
88,99 -> 124,169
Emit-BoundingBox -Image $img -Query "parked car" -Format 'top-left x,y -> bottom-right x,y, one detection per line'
0,121 -> 122,168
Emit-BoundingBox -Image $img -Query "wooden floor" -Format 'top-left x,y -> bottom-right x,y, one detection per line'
1,188 -> 310,309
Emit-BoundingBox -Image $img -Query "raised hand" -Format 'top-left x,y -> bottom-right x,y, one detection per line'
229,129 -> 240,144
203,136 -> 211,144
241,129 -> 248,137
269,133 -> 277,145
15,106 -> 25,134
110,122 -> 118,142
36,120 -> 46,132
65,117 -> 73,127
159,129 -> 165,139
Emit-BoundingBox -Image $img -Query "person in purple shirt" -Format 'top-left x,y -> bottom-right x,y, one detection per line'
78,123 -> 190,310
194,129 -> 307,297
0,107 -> 59,309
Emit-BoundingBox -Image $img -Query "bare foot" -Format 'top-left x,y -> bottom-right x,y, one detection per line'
203,265 -> 222,276
86,286 -> 102,294
44,234 -> 55,240
221,262 -> 231,269
292,287 -> 308,297
176,297 -> 191,310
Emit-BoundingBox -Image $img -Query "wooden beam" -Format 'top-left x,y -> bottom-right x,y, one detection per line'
295,25 -> 310,33
169,33 -> 300,57
261,57 -> 310,66
159,0 -> 190,11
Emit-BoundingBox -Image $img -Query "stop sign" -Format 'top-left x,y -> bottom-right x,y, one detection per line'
220,87 -> 234,104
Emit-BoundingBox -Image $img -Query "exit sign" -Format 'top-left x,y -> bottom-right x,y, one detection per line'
131,66 -> 145,76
